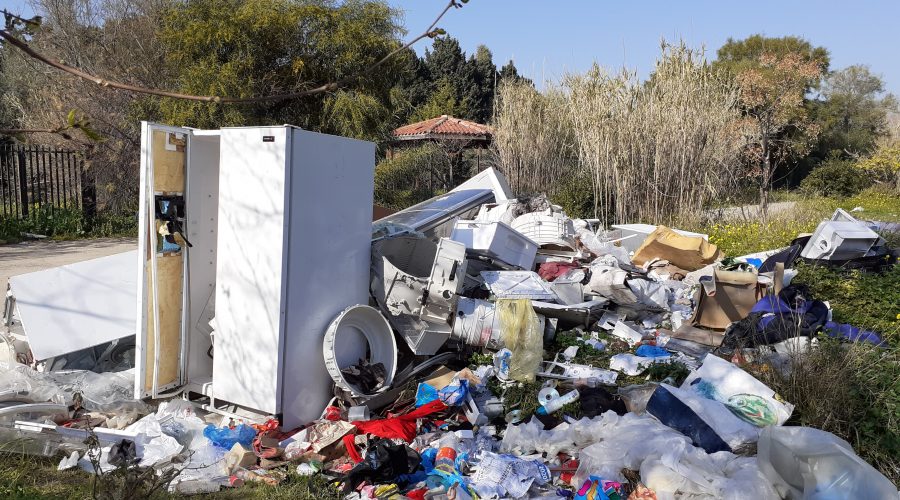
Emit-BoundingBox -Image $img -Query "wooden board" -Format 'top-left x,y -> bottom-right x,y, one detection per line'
143,254 -> 184,392
151,130 -> 186,193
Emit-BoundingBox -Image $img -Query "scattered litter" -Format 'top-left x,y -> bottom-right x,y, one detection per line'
2,164 -> 894,499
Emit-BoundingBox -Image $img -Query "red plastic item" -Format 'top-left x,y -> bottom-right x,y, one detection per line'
323,406 -> 343,421
351,400 -> 447,442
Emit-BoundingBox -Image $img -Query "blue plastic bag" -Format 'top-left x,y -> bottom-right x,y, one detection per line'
203,423 -> 257,449
635,345 -> 670,358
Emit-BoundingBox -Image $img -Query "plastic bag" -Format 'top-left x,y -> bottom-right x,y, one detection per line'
681,354 -> 793,426
573,412 -> 777,498
757,426 -> 899,499
496,299 -> 542,382
203,424 -> 257,450
646,384 -> 760,453
618,383 -> 659,414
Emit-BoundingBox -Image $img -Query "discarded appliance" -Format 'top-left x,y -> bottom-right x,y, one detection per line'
450,220 -> 538,269
451,297 -> 547,349
134,123 -> 375,429
323,305 -> 397,398
371,235 -> 468,355
5,250 -> 138,367
375,168 -> 512,238
510,211 -> 576,250
481,271 -> 560,302
800,209 -> 881,261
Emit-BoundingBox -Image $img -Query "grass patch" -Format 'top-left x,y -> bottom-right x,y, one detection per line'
753,339 -> 900,484
0,206 -> 136,244
0,451 -> 344,499
794,262 -> 900,345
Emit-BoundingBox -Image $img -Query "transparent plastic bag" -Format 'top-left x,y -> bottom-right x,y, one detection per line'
496,299 -> 543,382
757,426 -> 898,499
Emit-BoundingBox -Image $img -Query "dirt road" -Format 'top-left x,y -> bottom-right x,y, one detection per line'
0,237 -> 137,289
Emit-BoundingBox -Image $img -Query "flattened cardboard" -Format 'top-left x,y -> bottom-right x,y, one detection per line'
632,226 -> 722,271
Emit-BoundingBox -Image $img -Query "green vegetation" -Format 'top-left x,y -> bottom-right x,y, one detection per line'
755,339 -> 900,483
0,452 -> 343,500
800,156 -> 872,198
794,262 -> 900,343
0,206 -> 136,244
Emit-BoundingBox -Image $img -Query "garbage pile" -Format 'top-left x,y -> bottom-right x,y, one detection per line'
1,190 -> 898,499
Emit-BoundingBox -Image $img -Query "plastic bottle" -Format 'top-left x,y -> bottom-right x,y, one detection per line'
535,389 -> 580,415
434,433 -> 459,474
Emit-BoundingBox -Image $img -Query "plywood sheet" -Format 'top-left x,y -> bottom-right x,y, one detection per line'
151,130 -> 185,193
9,251 -> 137,360
143,254 -> 183,392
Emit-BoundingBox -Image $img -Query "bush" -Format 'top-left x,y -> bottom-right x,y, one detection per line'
374,144 -> 449,210
800,158 -> 872,198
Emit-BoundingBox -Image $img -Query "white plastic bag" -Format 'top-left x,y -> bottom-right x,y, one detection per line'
681,354 -> 793,426
757,426 -> 899,499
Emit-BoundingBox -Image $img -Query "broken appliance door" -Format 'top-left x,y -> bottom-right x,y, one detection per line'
372,167 -> 513,238
134,122 -> 220,400
371,235 -> 467,355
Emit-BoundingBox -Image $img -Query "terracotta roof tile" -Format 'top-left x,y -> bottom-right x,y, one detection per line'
392,115 -> 493,139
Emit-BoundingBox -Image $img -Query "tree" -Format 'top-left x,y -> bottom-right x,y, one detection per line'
811,65 -> 897,157
409,78 -> 469,122
4,0 -> 173,212
157,0 -> 404,134
463,45 -> 497,123
714,34 -> 829,89
715,35 -> 829,213
499,60 -> 532,87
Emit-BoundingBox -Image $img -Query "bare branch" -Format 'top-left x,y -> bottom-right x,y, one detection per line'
0,0 -> 464,104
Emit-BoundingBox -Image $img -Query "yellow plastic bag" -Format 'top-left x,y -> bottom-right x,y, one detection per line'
497,299 -> 542,382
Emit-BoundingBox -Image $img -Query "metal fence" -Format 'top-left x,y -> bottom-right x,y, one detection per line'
0,144 -> 85,219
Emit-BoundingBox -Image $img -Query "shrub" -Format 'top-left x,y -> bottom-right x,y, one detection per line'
800,157 -> 871,198
374,144 -> 448,210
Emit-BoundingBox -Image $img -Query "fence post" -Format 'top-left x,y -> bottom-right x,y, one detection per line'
79,155 -> 96,231
17,147 -> 28,218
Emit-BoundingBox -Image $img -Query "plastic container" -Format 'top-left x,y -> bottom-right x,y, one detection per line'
536,389 -> 579,415
450,220 -> 538,269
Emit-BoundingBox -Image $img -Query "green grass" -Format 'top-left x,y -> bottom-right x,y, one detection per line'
0,206 -> 137,244
0,452 -> 344,500
695,187 -> 900,257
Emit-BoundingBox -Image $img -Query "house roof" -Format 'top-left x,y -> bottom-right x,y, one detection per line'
392,115 -> 493,141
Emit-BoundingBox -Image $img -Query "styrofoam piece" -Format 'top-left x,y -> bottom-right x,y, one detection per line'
323,305 -> 397,397
8,250 -> 137,360
611,224 -> 709,252
800,220 -> 879,260
474,201 -> 517,225
611,321 -> 644,345
450,220 -> 538,269
510,212 -> 576,249
480,271 -> 560,302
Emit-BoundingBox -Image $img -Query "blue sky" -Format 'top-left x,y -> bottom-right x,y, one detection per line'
388,0 -> 900,96
2,0 -> 897,96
